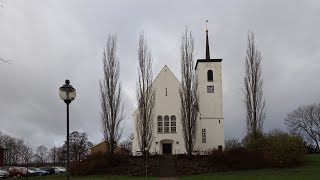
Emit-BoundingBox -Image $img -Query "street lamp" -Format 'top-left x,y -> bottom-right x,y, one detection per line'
59,79 -> 76,180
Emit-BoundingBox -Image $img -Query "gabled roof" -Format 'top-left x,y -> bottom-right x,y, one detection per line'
132,65 -> 181,116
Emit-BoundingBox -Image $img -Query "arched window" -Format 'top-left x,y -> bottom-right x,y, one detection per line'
207,70 -> 213,82
164,115 -> 170,133
202,129 -> 206,143
171,115 -> 176,133
157,116 -> 163,133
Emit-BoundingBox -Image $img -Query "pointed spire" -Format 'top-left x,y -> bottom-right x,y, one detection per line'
205,20 -> 210,60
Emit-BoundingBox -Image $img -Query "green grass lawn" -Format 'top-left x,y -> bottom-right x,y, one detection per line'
182,154 -> 320,180
23,175 -> 157,180
21,155 -> 320,180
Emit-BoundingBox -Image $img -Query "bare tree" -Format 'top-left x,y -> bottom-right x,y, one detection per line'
0,132 -> 25,164
136,33 -> 155,155
285,103 -> 320,150
243,31 -> 266,139
59,131 -> 92,163
120,133 -> 133,153
34,145 -> 48,164
21,143 -> 34,165
179,28 -> 199,155
48,146 -> 58,165
69,131 -> 93,162
225,138 -> 242,150
100,34 -> 124,155
56,146 -> 67,164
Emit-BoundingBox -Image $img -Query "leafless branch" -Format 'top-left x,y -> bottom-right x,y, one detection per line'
0,131 -> 33,164
100,34 -> 124,155
243,31 -> 266,139
284,103 -> 320,150
179,27 -> 199,155
136,33 -> 155,155
0,0 -> 7,8
35,145 -> 48,164
0,57 -> 9,63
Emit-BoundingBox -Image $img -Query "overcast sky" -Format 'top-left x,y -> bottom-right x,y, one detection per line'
0,0 -> 319,148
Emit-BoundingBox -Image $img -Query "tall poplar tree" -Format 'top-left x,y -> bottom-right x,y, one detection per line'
244,31 -> 266,139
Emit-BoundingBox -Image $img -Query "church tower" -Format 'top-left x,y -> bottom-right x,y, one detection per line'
195,28 -> 224,151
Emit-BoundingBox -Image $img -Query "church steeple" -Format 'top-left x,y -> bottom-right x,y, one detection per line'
195,21 -> 222,70
206,29 -> 210,60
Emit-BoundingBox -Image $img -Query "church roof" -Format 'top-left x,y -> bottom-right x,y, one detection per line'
132,65 -> 180,116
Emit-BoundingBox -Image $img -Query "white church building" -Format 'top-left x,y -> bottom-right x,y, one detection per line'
132,30 -> 224,155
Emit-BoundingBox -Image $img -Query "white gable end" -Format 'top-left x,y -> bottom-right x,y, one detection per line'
132,65 -> 186,155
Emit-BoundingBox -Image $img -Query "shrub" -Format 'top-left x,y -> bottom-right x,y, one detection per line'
69,152 -> 130,176
261,130 -> 306,167
224,147 -> 265,169
177,148 -> 265,175
244,129 -> 306,167
242,133 -> 265,151
225,138 -> 242,150
70,153 -> 160,176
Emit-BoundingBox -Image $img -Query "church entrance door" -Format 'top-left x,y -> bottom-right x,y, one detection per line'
162,143 -> 172,154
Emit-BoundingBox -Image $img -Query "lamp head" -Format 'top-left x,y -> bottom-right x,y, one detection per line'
59,79 -> 76,104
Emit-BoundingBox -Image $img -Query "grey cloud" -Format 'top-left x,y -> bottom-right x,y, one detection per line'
0,0 -> 320,147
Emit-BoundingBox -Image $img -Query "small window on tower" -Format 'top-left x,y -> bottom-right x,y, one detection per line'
207,70 -> 213,82
207,86 -> 214,93
165,88 -> 167,96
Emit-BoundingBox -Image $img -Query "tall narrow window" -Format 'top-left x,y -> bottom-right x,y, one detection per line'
164,115 -> 169,133
202,129 -> 206,143
165,88 -> 167,96
171,115 -> 176,133
157,116 -> 163,133
207,70 -> 213,82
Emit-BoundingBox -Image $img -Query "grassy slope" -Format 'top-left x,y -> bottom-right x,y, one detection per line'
182,155 -> 320,180
23,155 -> 319,180
24,175 -> 157,180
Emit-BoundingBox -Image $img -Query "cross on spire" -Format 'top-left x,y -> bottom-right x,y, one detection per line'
206,20 -> 208,31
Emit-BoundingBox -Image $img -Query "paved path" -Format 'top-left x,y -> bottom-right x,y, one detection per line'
158,155 -> 177,177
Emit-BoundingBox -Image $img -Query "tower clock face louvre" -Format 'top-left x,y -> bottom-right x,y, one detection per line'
207,86 -> 214,93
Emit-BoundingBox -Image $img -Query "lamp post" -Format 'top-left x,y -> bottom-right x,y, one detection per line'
59,80 -> 76,180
